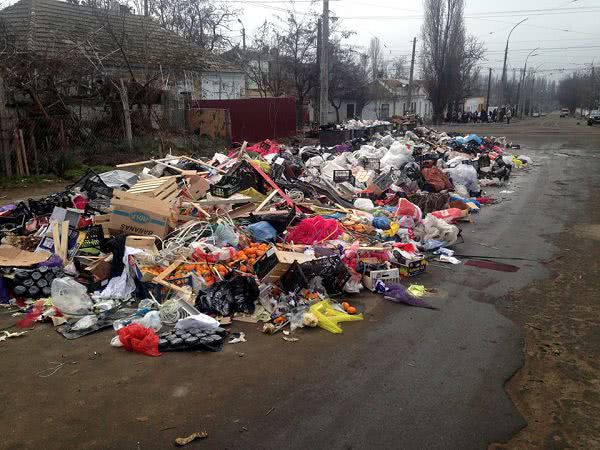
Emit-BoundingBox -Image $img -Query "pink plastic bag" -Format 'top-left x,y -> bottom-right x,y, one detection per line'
285,216 -> 343,244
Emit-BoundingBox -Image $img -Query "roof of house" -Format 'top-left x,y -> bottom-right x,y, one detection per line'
0,0 -> 242,73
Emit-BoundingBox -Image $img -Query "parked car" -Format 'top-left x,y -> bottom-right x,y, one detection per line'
588,110 -> 600,126
560,108 -> 570,117
532,112 -> 540,118
540,112 -> 547,117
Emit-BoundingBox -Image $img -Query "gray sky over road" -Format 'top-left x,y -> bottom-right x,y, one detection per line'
235,0 -> 600,79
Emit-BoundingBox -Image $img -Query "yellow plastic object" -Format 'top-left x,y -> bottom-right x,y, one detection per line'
383,222 -> 400,238
239,188 -> 267,202
512,157 -> 523,169
309,300 -> 364,334
251,159 -> 272,174
407,284 -> 426,297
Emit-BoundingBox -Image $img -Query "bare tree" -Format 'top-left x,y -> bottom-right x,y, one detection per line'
420,0 -> 484,123
148,0 -> 240,52
277,10 -> 318,126
391,56 -> 408,79
368,37 -> 383,80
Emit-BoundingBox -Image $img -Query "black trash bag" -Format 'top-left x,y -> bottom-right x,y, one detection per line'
195,275 -> 258,316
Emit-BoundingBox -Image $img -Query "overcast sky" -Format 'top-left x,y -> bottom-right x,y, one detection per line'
236,0 -> 600,80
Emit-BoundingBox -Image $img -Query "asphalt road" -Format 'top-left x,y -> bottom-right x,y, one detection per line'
1,115 -> 599,449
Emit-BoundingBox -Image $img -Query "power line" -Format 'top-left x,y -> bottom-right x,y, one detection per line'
338,6 -> 600,20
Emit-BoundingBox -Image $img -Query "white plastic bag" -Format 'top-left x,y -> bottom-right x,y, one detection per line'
51,277 -> 93,316
175,313 -> 220,332
98,247 -> 144,299
353,198 -> 375,211
136,311 -> 162,332
71,315 -> 98,331
448,164 -> 479,194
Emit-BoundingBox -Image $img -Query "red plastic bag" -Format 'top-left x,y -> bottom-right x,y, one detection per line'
431,208 -> 466,224
394,198 -> 422,221
117,323 -> 161,357
421,166 -> 453,192
16,301 -> 45,328
285,216 -> 343,244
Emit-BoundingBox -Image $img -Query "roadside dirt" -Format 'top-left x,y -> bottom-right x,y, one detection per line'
489,154 -> 600,448
0,180 -> 68,203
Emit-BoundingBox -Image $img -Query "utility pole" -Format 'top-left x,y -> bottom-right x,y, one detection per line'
406,37 -> 417,115
528,76 -> 536,116
515,68 -> 523,117
315,18 -> 322,124
144,0 -> 148,16
485,68 -> 492,112
237,19 -> 246,50
501,18 -> 527,104
319,0 -> 329,126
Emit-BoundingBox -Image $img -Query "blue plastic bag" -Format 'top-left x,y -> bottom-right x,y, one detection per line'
246,221 -> 278,242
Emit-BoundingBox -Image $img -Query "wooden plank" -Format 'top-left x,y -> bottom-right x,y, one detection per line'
195,192 -> 255,207
60,221 -> 69,261
254,189 -> 278,213
154,260 -> 184,282
180,155 -> 227,174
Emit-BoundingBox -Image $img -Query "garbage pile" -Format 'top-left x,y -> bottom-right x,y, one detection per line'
0,126 -> 531,356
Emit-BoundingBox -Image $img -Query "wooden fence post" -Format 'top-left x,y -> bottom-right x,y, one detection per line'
0,74 -> 12,177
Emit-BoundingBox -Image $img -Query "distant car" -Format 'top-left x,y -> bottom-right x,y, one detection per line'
532,112 -> 540,118
588,110 -> 600,126
540,112 -> 547,117
560,108 -> 570,117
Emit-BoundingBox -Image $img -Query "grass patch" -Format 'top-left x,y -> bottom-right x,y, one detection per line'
0,174 -> 62,190
63,165 -> 115,181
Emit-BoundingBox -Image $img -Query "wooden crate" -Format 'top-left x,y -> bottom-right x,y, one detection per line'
127,177 -> 181,203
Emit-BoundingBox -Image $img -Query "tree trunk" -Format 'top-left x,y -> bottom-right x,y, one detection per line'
333,106 -> 340,123
120,79 -> 133,149
296,96 -> 304,128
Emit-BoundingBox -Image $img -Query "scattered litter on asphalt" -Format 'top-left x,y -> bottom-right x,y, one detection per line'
0,123 -> 531,355
174,431 -> 208,446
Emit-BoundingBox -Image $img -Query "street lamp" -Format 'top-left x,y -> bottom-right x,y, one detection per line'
237,18 -> 246,50
516,47 -> 539,117
501,17 -> 528,104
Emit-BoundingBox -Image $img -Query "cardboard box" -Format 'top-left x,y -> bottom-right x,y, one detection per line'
125,236 -> 159,253
109,191 -> 174,238
0,245 -> 51,267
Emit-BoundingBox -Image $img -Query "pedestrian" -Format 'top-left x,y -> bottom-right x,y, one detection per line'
506,107 -> 512,125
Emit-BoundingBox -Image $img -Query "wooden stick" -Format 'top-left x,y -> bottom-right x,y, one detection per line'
19,129 -> 29,176
61,221 -> 69,261
154,260 -> 184,282
116,156 -> 181,168
14,130 -> 24,176
180,155 -> 226,174
30,133 -> 39,175
254,189 -> 278,213
51,222 -> 61,257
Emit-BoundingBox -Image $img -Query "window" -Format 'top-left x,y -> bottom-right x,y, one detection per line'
346,103 -> 355,118
380,103 -> 390,119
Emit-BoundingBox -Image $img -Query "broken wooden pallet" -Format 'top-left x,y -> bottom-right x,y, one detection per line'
127,177 -> 181,202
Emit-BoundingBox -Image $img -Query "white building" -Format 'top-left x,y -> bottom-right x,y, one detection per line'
325,78 -> 433,123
